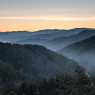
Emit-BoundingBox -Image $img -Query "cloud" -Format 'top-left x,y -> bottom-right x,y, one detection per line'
0,16 -> 95,21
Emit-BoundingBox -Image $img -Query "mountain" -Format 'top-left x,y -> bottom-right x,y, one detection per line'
0,42 -> 83,80
59,36 -> 95,77
0,28 -> 95,51
0,28 -> 95,76
0,40 -> 95,94
0,42 -> 94,95
45,28 -> 95,51
13,28 -> 95,51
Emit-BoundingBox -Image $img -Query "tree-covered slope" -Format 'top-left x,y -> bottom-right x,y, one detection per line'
59,36 -> 95,77
0,43 -> 94,95
0,42 -> 83,80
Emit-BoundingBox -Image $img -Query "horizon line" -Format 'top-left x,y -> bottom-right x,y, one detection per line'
1,27 -> 95,32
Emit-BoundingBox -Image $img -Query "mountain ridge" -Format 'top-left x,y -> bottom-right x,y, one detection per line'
59,35 -> 95,77
0,42 -> 84,80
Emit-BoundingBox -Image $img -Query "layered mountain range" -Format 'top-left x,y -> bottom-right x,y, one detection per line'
0,28 -> 95,76
0,28 -> 95,94
59,35 -> 95,76
0,42 -> 82,80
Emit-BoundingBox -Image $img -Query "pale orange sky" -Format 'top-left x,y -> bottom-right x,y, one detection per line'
0,16 -> 95,32
0,0 -> 95,31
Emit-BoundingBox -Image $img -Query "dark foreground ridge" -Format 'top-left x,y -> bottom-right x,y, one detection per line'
0,42 -> 94,95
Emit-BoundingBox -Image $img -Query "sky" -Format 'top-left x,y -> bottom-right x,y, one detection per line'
0,0 -> 95,31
